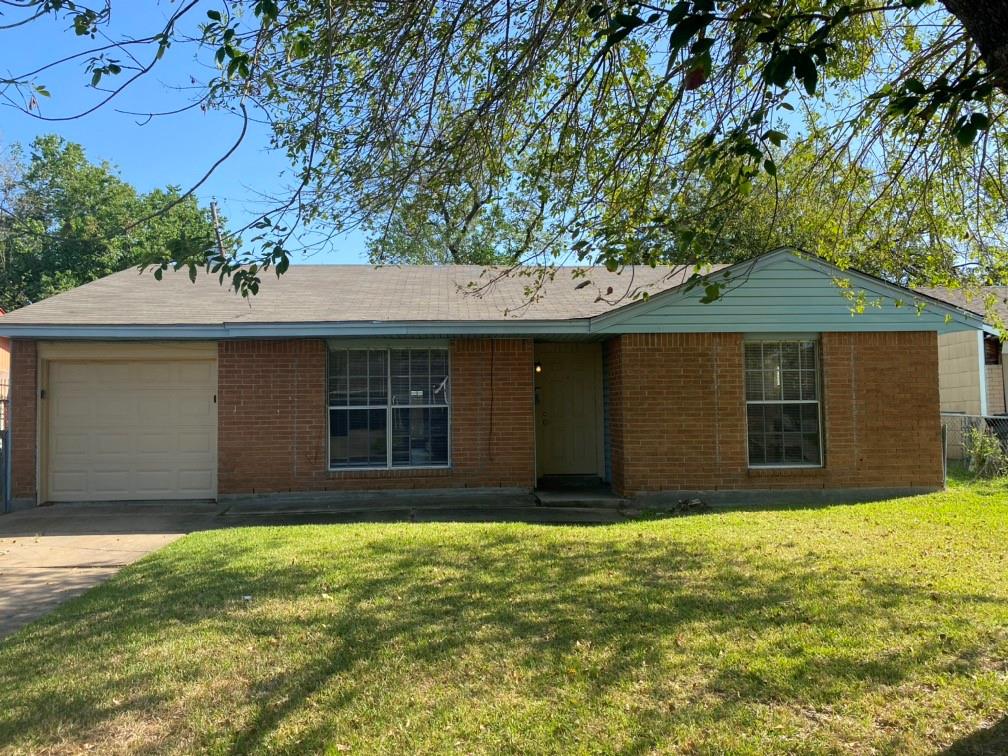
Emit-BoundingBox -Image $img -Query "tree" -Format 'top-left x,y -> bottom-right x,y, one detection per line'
0,135 -> 218,310
1,2 -> 1007,298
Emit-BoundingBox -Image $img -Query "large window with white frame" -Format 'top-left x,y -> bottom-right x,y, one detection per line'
328,345 -> 450,469
744,338 -> 822,467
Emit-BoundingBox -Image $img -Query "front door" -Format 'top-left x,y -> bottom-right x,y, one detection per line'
534,342 -> 604,477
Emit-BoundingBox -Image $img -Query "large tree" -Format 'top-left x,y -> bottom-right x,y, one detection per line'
2,1 -> 1007,298
0,135 -> 218,310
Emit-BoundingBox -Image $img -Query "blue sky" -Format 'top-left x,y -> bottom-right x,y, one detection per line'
0,4 -> 367,264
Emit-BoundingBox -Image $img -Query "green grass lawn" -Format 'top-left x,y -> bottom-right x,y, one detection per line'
2,478 -> 1008,755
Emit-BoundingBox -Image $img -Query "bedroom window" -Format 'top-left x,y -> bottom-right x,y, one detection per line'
744,339 -> 822,467
328,346 -> 449,469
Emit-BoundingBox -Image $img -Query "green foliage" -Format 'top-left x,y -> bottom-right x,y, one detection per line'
0,136 -> 218,310
3,2 -> 1008,296
964,426 -> 1008,479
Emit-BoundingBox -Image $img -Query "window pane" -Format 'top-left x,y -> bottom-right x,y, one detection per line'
781,342 -> 800,370
781,404 -> 802,432
762,343 -> 782,373
781,370 -> 801,401
330,408 -> 386,467
762,368 -> 782,401
391,407 -> 448,466
745,371 -> 763,401
431,373 -> 449,405
800,404 -> 819,434
348,350 -> 369,406
746,404 -> 765,435
799,341 -> 817,371
744,343 -> 763,370
369,351 -> 388,404
391,349 -> 410,405
800,370 -> 818,400
783,432 -> 804,463
328,349 -> 348,406
747,403 -> 821,466
803,433 -> 822,464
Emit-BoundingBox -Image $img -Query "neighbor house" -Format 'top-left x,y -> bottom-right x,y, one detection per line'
0,248 -> 984,508
916,285 -> 1008,417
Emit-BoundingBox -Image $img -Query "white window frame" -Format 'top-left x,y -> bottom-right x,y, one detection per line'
326,340 -> 451,471
743,335 -> 824,469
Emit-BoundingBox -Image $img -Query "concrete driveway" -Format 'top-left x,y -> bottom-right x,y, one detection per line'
0,502 -> 222,637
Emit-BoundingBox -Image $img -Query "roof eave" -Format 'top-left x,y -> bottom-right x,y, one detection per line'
0,318 -> 595,339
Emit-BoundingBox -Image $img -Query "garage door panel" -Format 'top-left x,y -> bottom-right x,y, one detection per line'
177,362 -> 215,383
135,432 -> 176,454
177,431 -> 212,453
52,432 -> 90,456
95,432 -> 135,455
91,471 -> 132,493
179,471 -> 214,491
47,358 -> 217,502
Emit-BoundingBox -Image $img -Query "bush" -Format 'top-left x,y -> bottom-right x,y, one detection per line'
964,426 -> 1008,478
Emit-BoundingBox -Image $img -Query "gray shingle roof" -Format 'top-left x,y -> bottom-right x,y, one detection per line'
1,264 -> 719,326
916,286 -> 1008,323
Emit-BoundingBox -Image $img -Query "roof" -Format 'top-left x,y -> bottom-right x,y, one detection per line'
0,250 -> 983,338
916,285 -> 1008,324
0,263 -> 716,331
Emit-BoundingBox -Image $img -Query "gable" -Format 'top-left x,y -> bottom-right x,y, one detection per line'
591,250 -> 981,335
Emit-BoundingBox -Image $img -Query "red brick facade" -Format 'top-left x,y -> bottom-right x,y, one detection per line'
217,338 -> 536,494
10,339 -> 37,502
604,332 -> 944,496
8,332 -> 942,503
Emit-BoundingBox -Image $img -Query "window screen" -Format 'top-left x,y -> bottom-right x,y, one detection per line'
744,339 -> 822,466
328,346 -> 449,469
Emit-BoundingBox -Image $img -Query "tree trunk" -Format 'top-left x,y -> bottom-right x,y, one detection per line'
941,1 -> 1008,92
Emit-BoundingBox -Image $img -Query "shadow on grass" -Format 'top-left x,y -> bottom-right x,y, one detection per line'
0,521 -> 1004,753
943,716 -> 1008,755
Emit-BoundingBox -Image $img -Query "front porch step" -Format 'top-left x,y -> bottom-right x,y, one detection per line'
534,489 -> 629,509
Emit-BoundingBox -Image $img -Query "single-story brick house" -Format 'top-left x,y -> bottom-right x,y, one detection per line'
0,249 -> 984,507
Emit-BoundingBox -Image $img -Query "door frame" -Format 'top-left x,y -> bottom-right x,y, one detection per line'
533,341 -> 605,480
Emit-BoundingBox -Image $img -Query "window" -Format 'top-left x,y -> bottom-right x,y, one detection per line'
328,346 -> 449,469
985,334 -> 1002,365
744,339 -> 822,467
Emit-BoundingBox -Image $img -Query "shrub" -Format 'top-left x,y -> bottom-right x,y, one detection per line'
964,426 -> 1008,478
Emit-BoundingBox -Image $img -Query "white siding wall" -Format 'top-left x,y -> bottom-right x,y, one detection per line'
938,331 -> 984,414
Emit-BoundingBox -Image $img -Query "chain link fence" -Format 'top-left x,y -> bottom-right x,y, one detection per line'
941,413 -> 1008,462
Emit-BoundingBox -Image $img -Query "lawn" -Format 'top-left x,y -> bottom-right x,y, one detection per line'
1,479 -> 1007,754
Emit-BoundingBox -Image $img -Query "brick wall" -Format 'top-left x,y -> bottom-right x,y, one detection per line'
606,331 -> 944,496
10,339 -> 37,502
217,338 -> 535,494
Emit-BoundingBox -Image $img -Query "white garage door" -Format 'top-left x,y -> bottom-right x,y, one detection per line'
46,360 -> 217,502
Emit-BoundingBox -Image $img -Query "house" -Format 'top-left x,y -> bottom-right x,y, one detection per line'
915,285 -> 1008,417
0,248 -> 984,508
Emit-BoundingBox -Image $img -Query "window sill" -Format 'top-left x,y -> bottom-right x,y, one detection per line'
748,464 -> 824,473
327,465 -> 452,473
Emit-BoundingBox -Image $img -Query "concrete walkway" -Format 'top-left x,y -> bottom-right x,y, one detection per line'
0,503 -> 222,637
0,496 -> 636,637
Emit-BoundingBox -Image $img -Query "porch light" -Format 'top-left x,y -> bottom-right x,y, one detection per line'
534,361 -> 543,374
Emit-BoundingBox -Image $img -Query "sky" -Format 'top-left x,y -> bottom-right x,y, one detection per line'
0,3 -> 368,264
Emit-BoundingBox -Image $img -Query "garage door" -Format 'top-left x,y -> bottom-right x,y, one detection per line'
46,360 -> 217,502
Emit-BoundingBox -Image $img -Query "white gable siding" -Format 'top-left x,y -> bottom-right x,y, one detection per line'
591,254 -> 977,335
